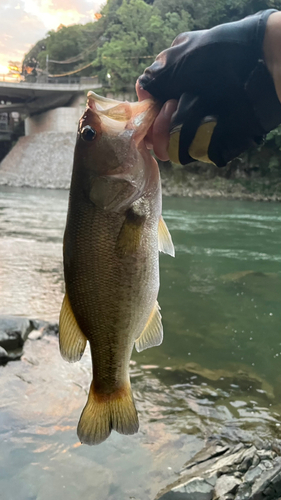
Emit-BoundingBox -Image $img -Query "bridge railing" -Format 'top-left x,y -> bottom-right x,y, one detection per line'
0,73 -> 101,86
22,75 -> 100,86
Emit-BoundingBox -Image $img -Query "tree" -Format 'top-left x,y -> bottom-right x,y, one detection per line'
94,0 -> 193,91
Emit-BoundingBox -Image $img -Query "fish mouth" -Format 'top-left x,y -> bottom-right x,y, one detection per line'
87,91 -> 160,144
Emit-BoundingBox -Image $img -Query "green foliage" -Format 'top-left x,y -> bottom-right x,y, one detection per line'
94,0 -> 194,90
23,0 -> 281,87
22,37 -> 47,76
22,0 -> 194,88
266,125 -> 281,151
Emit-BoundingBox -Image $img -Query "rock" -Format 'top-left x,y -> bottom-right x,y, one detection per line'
0,346 -> 8,365
42,322 -> 59,336
250,457 -> 281,499
30,319 -> 49,331
155,441 -> 281,500
28,329 -> 43,340
214,475 -> 241,499
157,476 -> 216,500
0,316 -> 60,364
0,316 -> 33,352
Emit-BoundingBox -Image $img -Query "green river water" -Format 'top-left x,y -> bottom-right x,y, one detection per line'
0,187 -> 281,499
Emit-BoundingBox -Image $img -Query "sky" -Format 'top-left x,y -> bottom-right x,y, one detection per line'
0,0 -> 105,74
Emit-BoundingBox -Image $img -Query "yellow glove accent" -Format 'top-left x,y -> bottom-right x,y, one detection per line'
168,118 -> 217,165
188,118 -> 217,163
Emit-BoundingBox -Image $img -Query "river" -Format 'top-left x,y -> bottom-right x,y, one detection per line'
0,186 -> 281,500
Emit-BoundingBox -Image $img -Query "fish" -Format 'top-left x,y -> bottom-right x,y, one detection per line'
59,91 -> 174,445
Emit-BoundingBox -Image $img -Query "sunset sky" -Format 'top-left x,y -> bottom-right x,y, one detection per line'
0,0 -> 105,73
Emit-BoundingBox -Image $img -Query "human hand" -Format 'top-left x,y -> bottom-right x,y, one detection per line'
137,10 -> 281,167
136,80 -> 177,161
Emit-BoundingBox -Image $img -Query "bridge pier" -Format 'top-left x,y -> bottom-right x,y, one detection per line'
24,95 -> 85,136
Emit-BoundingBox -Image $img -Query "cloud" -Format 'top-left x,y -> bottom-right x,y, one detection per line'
0,0 -> 104,69
50,0 -> 104,15
0,1 -> 47,67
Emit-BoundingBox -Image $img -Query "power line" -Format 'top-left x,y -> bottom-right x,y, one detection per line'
48,61 -> 97,77
48,54 -> 155,77
102,54 -> 156,60
48,40 -> 100,65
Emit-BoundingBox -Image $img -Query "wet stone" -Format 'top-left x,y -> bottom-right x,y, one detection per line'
159,476 -> 216,500
243,464 -> 264,484
0,315 -> 33,362
156,441 -> 281,500
0,346 -> 8,365
250,457 -> 281,498
214,475 -> 241,498
0,317 -> 60,363
28,329 -> 44,341
42,322 -> 59,336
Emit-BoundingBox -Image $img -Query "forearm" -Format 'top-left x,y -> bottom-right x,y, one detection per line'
263,11 -> 281,103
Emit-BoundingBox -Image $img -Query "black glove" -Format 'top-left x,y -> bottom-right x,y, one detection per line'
138,9 -> 281,167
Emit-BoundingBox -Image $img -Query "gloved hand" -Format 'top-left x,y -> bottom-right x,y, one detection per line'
138,9 -> 281,167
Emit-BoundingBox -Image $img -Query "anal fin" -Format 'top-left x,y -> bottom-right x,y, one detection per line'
135,301 -> 163,352
59,293 -> 87,363
158,216 -> 175,257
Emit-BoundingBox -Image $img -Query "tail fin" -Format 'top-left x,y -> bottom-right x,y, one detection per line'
77,381 -> 139,445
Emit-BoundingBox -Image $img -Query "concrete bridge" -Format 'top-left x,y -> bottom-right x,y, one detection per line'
0,77 -> 102,136
0,78 -> 136,188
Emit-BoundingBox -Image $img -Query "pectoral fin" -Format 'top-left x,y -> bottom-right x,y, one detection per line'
158,216 -> 175,257
59,293 -> 87,362
135,301 -> 163,352
116,208 -> 145,257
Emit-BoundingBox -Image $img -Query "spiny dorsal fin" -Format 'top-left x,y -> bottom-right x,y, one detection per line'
135,301 -> 163,353
59,293 -> 87,363
158,216 -> 175,257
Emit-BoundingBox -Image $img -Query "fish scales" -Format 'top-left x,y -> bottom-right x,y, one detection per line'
59,92 -> 174,445
65,201 -> 160,388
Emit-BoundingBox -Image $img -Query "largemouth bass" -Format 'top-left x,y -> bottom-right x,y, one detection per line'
59,92 -> 174,445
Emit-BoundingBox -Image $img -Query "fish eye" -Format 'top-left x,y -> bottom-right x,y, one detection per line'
81,125 -> 96,142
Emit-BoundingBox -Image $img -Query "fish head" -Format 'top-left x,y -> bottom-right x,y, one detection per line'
73,92 -> 160,212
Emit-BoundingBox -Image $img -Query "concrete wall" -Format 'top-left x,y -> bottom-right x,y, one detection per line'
24,95 -> 86,136
25,107 -> 79,136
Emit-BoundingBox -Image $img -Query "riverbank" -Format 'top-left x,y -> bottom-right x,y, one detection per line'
160,161 -> 281,202
1,131 -> 281,201
2,314 -> 281,500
